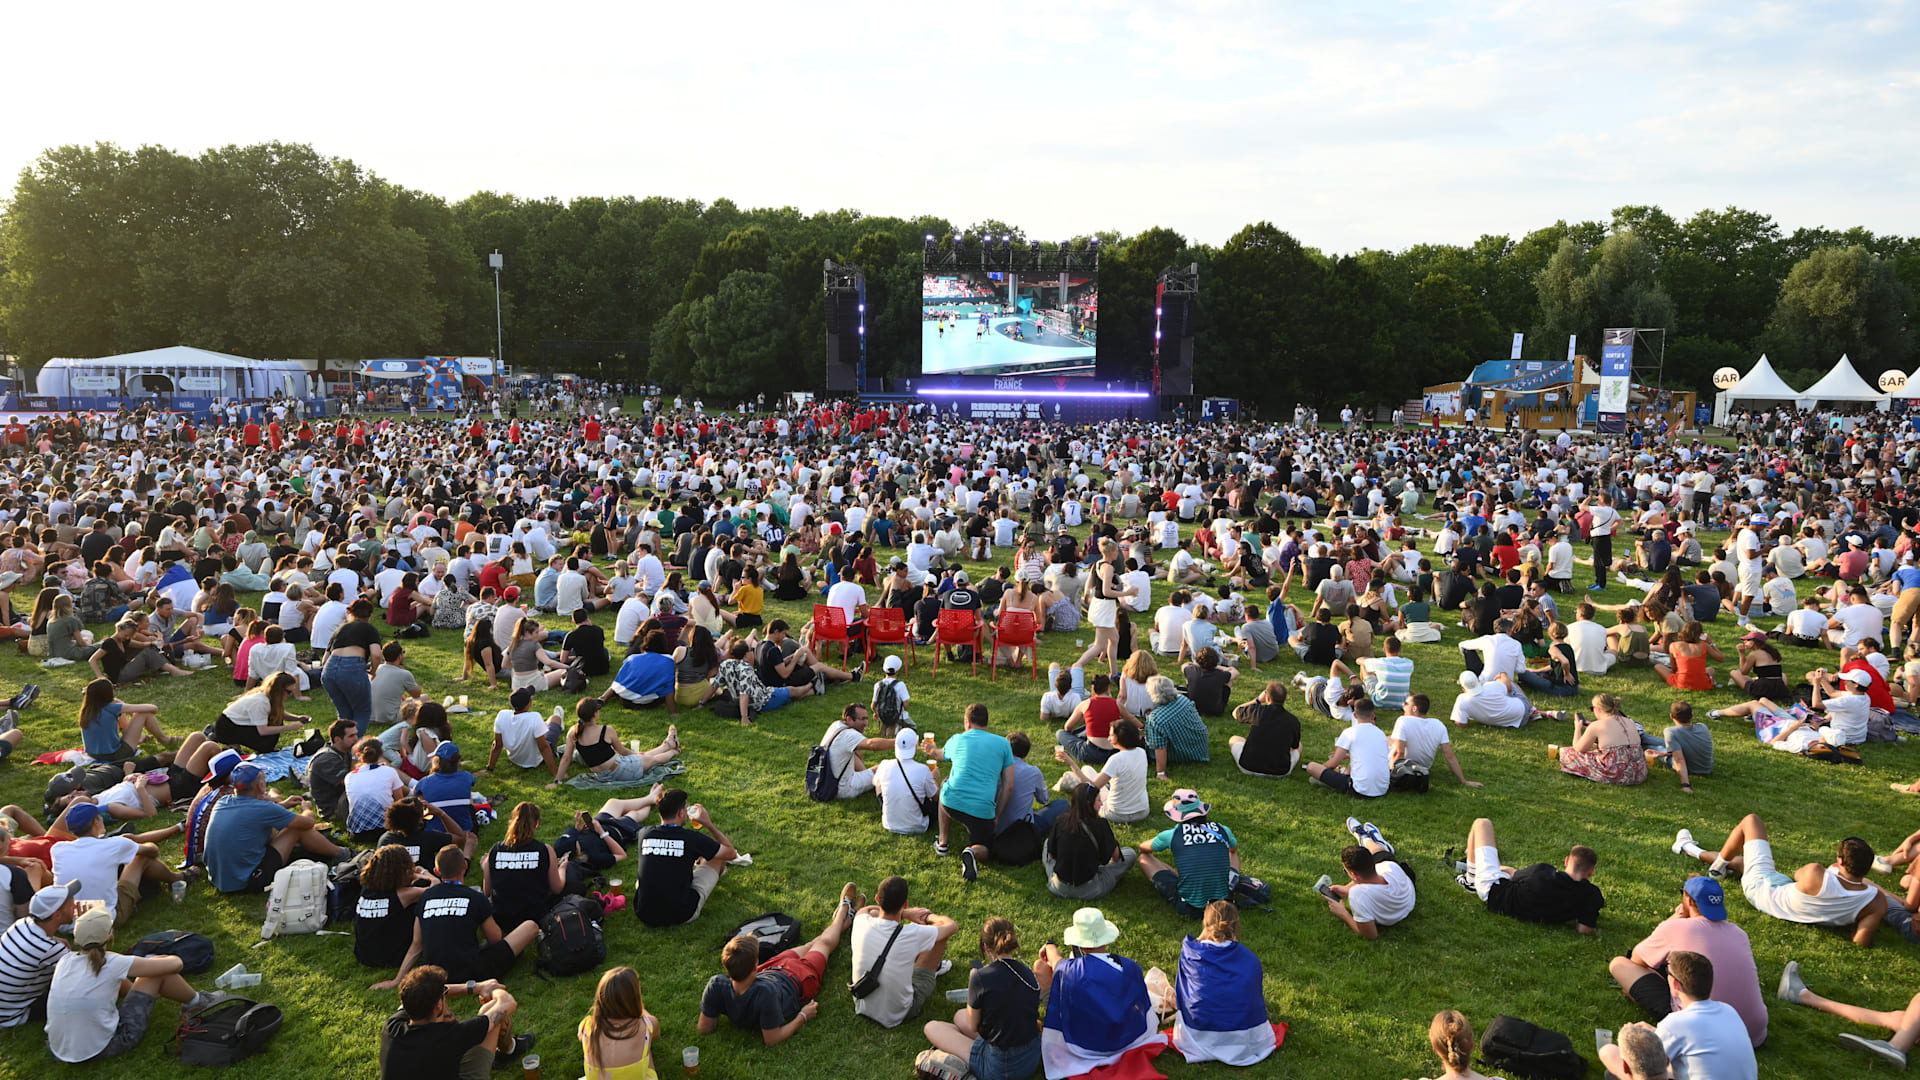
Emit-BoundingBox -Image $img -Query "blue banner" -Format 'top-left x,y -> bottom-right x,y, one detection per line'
1597,328 -> 1633,433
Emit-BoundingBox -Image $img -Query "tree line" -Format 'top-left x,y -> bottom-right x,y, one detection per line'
0,142 -> 1913,405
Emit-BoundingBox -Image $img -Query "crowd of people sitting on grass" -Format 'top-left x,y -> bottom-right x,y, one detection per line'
0,394 -> 1918,1077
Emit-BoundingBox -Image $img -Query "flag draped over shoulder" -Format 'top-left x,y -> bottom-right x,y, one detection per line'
1172,937 -> 1276,1066
1042,953 -> 1161,1080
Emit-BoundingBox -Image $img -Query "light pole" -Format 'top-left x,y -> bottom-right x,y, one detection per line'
489,250 -> 505,378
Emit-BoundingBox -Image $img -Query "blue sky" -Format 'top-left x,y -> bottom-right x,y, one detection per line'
6,1 -> 1916,252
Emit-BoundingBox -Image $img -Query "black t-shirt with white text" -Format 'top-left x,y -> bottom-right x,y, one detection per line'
484,840 -> 554,932
633,823 -> 721,927
415,882 -> 494,980
354,888 -> 417,968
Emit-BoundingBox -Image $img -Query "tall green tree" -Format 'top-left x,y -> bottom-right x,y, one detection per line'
1765,245 -> 1913,375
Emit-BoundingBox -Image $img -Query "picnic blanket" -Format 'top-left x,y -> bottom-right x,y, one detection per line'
564,756 -> 686,791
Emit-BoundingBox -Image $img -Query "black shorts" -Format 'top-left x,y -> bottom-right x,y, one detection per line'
242,846 -> 287,893
460,938 -> 518,983
944,805 -> 996,850
1627,971 -> 1673,1021
1317,770 -> 1383,798
597,813 -> 641,847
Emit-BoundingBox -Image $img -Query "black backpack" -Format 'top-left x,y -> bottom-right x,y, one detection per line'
805,731 -> 858,802
325,849 -> 376,927
873,677 -> 904,731
537,894 -> 607,977
727,912 -> 802,964
1479,1015 -> 1586,1080
131,930 -> 215,975
172,998 -> 284,1067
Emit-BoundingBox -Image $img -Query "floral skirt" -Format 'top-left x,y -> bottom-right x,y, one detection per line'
1560,742 -> 1647,786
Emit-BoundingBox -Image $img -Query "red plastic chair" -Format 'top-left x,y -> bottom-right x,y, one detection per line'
931,609 -> 981,678
989,609 -> 1039,682
811,604 -> 857,667
865,607 -> 913,672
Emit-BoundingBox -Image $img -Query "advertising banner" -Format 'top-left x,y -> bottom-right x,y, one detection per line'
1598,328 -> 1633,434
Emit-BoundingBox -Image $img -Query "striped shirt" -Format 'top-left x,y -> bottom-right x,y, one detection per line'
0,917 -> 65,1027
1362,656 -> 1415,709
1144,696 -> 1211,766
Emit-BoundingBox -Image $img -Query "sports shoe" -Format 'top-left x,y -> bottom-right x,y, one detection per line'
188,990 -> 233,1015
1672,829 -> 1694,856
1875,856 -> 1895,875
1708,858 -> 1734,881
959,848 -> 979,883
493,1034 -> 537,1070
935,959 -> 953,977
1588,583 -> 1605,592
934,841 -> 950,857
0,709 -> 15,735
1344,817 -> 1364,844
1837,1034 -> 1907,1068
1312,874 -> 1335,900
1360,823 -> 1393,854
9,684 -> 38,710
1454,872 -> 1475,893
1777,960 -> 1807,1005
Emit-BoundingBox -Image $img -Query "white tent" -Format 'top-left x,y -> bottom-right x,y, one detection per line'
1890,365 -> 1920,400
1712,353 -> 1803,426
1795,354 -> 1887,411
37,345 -> 309,401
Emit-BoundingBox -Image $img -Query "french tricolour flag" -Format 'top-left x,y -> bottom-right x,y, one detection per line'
1170,938 -> 1277,1066
1041,954 -> 1163,1080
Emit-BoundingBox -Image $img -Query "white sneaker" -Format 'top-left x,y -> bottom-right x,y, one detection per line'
1672,829 -> 1694,856
1875,856 -> 1895,876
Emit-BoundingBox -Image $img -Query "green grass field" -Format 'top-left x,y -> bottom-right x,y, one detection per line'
0,484 -> 1915,1079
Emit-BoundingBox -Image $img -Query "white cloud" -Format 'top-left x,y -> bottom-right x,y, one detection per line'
1,1 -> 1916,253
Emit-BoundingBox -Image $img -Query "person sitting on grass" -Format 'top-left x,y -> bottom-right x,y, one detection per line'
1551,693 -> 1648,787
484,685 -> 559,779
1227,681 -> 1301,779
1137,789 -> 1240,919
1053,717 -> 1150,825
849,875 -> 960,1031
1143,675 -> 1209,782
936,703 -> 1016,882
632,788 -> 736,927
482,802 -> 564,935
1387,693 -> 1481,789
1598,951 -> 1756,1080
353,844 -> 436,970
1448,670 -> 1534,728
1157,901 -> 1276,1066
373,847 -> 540,993
1413,1011 -> 1504,1080
377,965 -> 529,1080
1670,814 -> 1885,945
1450,817 -> 1603,934
50,801 -> 194,930
1650,701 -> 1710,794
1606,876 -> 1767,1048
1302,695 -> 1390,799
45,905 -> 229,1064
1776,959 -> 1920,1068
1035,907 -> 1161,1078
1055,672 -> 1131,766
921,916 -> 1043,1080
1314,819 -> 1412,940
579,967 -> 660,1079
1595,1023 -> 1672,1079
547,698 -> 681,788
203,762 -> 346,894
75,678 -> 173,764
699,882 -> 862,1045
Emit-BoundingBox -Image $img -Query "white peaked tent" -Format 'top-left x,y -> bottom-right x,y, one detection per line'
1712,353 -> 1803,425
1795,354 -> 1887,411
1888,364 -> 1920,400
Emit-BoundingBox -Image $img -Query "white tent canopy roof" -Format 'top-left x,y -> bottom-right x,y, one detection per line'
1894,365 -> 1920,400
43,345 -> 262,369
1796,354 -> 1886,403
1719,354 -> 1801,401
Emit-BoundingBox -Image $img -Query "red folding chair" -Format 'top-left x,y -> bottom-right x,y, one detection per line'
811,604 -> 857,667
931,609 -> 980,678
989,609 -> 1039,682
865,607 -> 913,672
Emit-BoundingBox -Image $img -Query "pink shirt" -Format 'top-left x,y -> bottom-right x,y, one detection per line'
235,637 -> 261,683
1634,915 -> 1768,1047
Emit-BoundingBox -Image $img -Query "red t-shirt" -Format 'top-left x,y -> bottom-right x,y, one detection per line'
584,420 -> 601,442
1083,696 -> 1118,741
243,422 -> 262,445
1841,659 -> 1896,714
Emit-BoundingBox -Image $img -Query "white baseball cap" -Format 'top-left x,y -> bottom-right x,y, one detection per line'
883,655 -> 903,674
894,729 -> 919,761
1842,669 -> 1873,687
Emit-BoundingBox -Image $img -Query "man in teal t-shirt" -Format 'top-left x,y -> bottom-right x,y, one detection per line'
938,704 -> 1014,883
1137,789 -> 1239,918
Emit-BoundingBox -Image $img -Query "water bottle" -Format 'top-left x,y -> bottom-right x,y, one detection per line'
215,964 -> 248,990
232,972 -> 262,988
